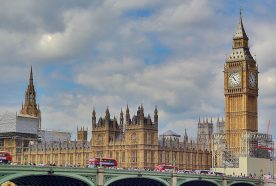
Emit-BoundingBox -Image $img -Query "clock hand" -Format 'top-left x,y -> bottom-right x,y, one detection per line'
233,76 -> 236,81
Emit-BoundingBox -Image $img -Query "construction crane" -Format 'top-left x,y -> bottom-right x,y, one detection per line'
266,120 -> 271,135
256,120 -> 273,151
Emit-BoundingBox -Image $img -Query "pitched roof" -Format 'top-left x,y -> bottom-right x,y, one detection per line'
233,12 -> 248,40
161,130 -> 181,137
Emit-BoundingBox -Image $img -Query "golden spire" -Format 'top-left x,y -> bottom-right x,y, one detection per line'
233,9 -> 248,40
20,66 -> 41,118
227,11 -> 254,62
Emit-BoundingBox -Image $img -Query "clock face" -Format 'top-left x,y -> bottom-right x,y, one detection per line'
229,72 -> 241,87
249,72 -> 256,87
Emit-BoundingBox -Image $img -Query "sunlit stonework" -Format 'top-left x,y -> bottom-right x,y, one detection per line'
0,67 -> 211,170
0,13 -> 274,177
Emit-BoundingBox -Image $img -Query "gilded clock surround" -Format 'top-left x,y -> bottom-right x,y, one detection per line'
249,71 -> 256,88
228,71 -> 241,87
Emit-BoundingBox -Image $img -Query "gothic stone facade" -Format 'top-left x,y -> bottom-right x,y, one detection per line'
224,13 -> 258,155
0,68 -> 211,170
91,105 -> 211,170
4,106 -> 211,170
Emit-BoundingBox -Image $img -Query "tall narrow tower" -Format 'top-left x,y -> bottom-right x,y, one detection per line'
77,126 -> 88,141
20,67 -> 41,128
224,13 -> 258,154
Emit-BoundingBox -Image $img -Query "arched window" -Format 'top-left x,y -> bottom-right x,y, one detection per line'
96,134 -> 103,145
131,133 -> 137,143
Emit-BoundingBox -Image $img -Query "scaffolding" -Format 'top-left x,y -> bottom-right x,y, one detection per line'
212,133 -> 239,168
0,112 -> 17,133
241,132 -> 274,159
212,131 -> 274,169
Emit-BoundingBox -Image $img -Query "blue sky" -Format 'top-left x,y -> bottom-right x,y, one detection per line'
0,0 -> 276,139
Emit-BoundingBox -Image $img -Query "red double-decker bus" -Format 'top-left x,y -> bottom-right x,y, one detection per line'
0,151 -> 12,164
154,164 -> 177,172
88,158 -> 117,168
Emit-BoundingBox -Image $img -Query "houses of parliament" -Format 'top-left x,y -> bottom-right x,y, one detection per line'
0,66 -> 213,169
0,13 -> 273,173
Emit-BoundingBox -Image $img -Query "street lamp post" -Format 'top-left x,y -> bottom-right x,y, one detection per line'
223,151 -> 226,176
99,153 -> 103,168
172,159 -> 176,173
270,158 -> 274,180
273,158 -> 275,180
260,169 -> 263,179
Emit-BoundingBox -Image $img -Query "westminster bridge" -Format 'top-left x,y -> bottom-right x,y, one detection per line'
0,165 -> 263,186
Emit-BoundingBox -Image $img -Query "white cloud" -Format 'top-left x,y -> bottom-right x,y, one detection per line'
260,69 -> 276,98
75,56 -> 215,110
250,23 -> 276,70
105,0 -> 159,10
144,0 -> 213,32
0,1 -> 276,140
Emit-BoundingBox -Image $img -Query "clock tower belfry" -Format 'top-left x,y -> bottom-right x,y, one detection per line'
224,13 -> 258,155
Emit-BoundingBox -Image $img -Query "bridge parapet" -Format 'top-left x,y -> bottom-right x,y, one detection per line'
0,166 -> 263,186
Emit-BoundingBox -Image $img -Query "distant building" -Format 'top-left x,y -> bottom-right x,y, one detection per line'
216,117 -> 225,135
197,117 -> 213,150
0,68 -> 211,170
159,130 -> 181,148
77,127 -> 88,142
0,68 -> 72,164
38,130 -> 71,142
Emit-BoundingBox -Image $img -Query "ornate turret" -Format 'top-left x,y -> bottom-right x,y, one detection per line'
92,108 -> 96,128
20,66 -> 41,126
154,106 -> 158,125
147,114 -> 151,125
126,105 -> 130,125
77,126 -> 88,141
120,109 -> 124,131
113,115 -> 117,128
139,104 -> 144,125
105,107 -> 110,120
105,107 -> 111,128
227,11 -> 254,62
183,128 -> 188,144
233,11 -> 248,44
216,116 -> 225,135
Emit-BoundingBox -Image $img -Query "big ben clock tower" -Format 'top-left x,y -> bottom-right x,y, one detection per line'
224,13 -> 258,155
